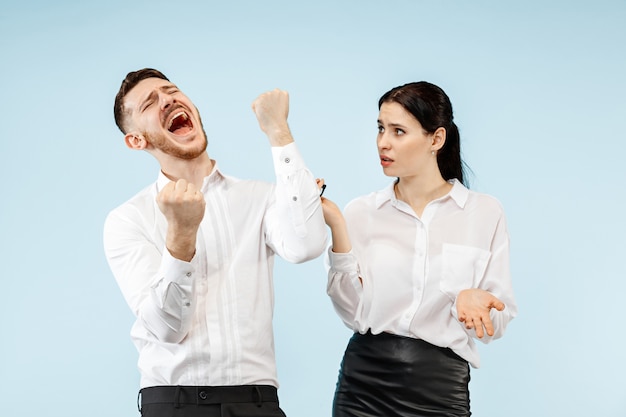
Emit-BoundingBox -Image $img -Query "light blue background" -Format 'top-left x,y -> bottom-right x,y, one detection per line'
1,1 -> 625,416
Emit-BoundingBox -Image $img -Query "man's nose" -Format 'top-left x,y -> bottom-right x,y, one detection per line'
159,92 -> 175,109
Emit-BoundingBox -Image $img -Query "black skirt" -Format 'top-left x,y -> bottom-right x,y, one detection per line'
333,331 -> 471,417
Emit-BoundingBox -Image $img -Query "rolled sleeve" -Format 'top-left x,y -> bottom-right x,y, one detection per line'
326,248 -> 364,329
265,143 -> 327,263
271,144 -> 307,237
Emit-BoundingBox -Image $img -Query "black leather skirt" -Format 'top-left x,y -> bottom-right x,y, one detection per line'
333,331 -> 471,417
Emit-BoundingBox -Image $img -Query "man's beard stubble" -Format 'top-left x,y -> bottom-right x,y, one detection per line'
143,128 -> 208,160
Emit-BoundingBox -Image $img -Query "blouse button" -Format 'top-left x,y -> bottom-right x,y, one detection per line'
284,157 -> 291,163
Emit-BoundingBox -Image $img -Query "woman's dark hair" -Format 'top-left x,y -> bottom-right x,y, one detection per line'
113,68 -> 169,133
378,81 -> 469,186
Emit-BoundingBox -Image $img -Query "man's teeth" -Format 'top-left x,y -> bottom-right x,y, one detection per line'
168,111 -> 188,129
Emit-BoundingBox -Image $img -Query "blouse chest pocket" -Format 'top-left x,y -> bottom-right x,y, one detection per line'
440,243 -> 491,300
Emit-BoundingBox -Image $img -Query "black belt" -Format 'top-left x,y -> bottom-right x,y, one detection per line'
139,385 -> 278,407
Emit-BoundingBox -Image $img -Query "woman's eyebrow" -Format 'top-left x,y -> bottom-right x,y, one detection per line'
378,119 -> 407,129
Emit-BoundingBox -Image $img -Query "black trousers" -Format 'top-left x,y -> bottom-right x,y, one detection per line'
333,331 -> 471,417
139,385 -> 287,417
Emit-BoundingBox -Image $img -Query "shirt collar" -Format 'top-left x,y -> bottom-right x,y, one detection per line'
447,178 -> 469,208
375,178 -> 469,209
155,159 -> 224,193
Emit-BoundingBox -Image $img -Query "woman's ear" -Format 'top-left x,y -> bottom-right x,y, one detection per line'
124,132 -> 147,150
431,127 -> 447,152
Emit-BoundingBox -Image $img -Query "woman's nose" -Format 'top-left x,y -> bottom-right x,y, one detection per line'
377,133 -> 389,150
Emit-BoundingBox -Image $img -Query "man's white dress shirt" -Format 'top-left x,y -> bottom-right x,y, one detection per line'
104,143 -> 326,388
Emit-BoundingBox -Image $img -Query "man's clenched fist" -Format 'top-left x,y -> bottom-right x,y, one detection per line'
156,179 -> 205,261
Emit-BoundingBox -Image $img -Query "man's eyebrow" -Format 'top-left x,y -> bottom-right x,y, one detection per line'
137,84 -> 179,112
138,90 -> 158,111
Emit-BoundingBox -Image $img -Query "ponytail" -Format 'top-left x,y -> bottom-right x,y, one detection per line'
437,122 -> 467,186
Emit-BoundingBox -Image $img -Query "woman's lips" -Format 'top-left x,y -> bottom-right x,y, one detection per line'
380,155 -> 393,167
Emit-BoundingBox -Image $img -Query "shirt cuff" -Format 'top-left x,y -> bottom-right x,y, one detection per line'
158,247 -> 197,285
271,142 -> 305,181
328,248 -> 359,272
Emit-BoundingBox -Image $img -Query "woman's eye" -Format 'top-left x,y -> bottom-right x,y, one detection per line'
377,125 -> 384,133
395,128 -> 405,136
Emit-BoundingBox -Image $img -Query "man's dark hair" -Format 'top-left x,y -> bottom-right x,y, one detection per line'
113,68 -> 169,133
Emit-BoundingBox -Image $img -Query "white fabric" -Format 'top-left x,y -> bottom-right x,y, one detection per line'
326,179 -> 517,368
104,143 -> 327,388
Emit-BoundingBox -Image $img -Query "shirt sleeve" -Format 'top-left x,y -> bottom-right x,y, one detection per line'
325,248 -> 364,330
264,142 -> 328,263
103,207 -> 199,344
451,211 -> 518,343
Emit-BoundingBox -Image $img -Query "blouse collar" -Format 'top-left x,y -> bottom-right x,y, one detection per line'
375,178 -> 469,209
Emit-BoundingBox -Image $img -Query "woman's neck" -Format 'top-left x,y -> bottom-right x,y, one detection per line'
394,175 -> 452,217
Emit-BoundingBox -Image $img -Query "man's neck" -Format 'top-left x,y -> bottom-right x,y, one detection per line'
160,152 -> 214,189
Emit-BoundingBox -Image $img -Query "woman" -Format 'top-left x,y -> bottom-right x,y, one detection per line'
320,81 -> 517,417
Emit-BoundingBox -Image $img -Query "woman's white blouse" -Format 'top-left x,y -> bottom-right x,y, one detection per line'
326,179 -> 517,368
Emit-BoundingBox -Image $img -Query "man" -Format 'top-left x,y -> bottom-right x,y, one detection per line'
104,68 -> 327,417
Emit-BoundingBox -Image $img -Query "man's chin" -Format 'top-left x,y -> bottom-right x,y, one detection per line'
176,148 -> 206,160
146,131 -> 208,160
170,140 -> 208,160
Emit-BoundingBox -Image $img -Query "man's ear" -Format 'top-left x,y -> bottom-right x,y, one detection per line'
124,132 -> 147,150
431,127 -> 447,152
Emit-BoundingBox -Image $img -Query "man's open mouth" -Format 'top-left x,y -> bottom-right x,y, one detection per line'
167,111 -> 193,135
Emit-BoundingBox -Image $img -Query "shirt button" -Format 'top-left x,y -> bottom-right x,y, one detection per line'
186,272 -> 192,277
292,196 -> 298,201
199,391 -> 207,400
284,157 -> 291,163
